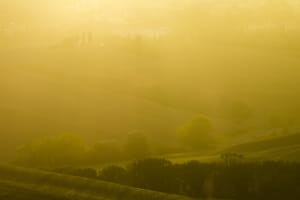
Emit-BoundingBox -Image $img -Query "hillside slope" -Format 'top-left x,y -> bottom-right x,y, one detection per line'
0,164 -> 194,200
222,133 -> 300,161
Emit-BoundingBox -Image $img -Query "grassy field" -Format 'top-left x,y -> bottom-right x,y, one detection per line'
159,134 -> 300,164
220,133 -> 300,161
0,164 -> 195,200
86,134 -> 300,168
0,181 -> 82,200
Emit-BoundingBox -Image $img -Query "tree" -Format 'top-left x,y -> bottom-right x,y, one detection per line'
16,133 -> 86,167
99,165 -> 128,185
127,158 -> 176,193
177,161 -> 213,198
177,116 -> 215,151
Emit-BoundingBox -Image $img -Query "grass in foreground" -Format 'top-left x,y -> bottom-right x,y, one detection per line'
0,164 -> 194,200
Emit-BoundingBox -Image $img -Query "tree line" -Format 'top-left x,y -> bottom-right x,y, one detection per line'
54,158 -> 300,200
15,116 -> 220,167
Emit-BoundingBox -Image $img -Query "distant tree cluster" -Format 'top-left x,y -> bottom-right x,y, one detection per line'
15,115 -> 218,168
16,134 -> 86,167
177,116 -> 216,151
15,132 -> 151,167
56,158 -> 300,200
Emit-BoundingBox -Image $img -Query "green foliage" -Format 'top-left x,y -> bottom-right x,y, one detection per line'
97,158 -> 300,200
16,133 -> 86,167
127,159 -> 177,193
177,116 -> 215,151
7,157 -> 299,200
99,165 -> 128,185
15,132 -> 153,168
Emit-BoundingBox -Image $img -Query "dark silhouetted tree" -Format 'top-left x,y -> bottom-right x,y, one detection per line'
99,165 -> 128,185
16,133 -> 86,167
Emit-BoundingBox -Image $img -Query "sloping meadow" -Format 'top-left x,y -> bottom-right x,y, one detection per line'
0,164 -> 194,200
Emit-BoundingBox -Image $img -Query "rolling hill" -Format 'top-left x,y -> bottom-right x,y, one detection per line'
0,164 -> 194,200
222,133 -> 300,161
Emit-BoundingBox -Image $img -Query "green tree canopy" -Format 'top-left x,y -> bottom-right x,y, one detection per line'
16,133 -> 86,167
177,115 -> 215,151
